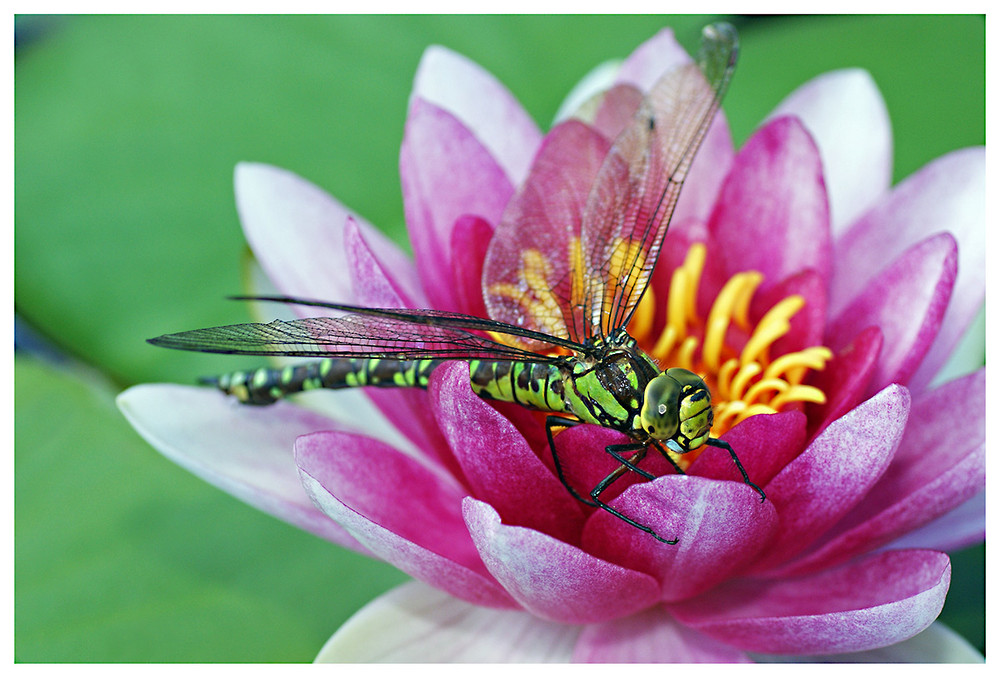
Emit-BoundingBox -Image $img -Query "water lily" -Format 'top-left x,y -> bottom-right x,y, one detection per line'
118,26 -> 984,663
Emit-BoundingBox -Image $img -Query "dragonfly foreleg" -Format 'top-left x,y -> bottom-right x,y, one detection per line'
704,437 -> 766,502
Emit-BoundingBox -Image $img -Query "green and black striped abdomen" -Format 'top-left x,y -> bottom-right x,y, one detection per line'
204,357 -> 442,405
205,356 -> 573,413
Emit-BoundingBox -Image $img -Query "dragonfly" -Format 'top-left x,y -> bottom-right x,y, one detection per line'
149,23 -> 765,544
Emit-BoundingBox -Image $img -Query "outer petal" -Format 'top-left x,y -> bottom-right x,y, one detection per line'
750,385 -> 909,572
296,431 -> 516,609
830,147 -> 984,391
752,621 -> 982,663
573,607 -> 751,663
412,45 -> 542,187
827,232 -> 957,395
117,384 -> 365,551
614,27 -> 689,91
768,69 -> 892,234
709,116 -> 831,290
316,581 -> 577,663
772,369 -> 984,576
234,162 -> 419,305
400,99 -> 514,311
464,499 -> 661,624
430,363 -> 585,543
887,491 -> 985,553
669,549 -> 951,655
582,475 -> 777,602
344,219 -> 463,478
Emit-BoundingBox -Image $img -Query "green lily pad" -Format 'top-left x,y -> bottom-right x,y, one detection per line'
15,356 -> 407,661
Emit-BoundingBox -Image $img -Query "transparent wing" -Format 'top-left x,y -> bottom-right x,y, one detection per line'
580,22 -> 738,339
148,297 -> 584,362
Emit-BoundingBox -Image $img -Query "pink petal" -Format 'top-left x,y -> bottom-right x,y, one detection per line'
573,607 -> 750,663
768,69 -> 892,234
888,491 -> 985,553
709,116 -> 831,291
614,27 -> 690,91
463,498 -> 660,624
344,216 -> 421,309
750,269 -> 827,359
117,384 -> 365,552
429,363 -> 585,543
296,431 -> 516,609
750,384 -> 910,573
582,475 -> 777,602
592,83 -> 643,140
830,147 -> 984,392
805,326 -> 883,440
669,549 -> 951,655
316,581 -> 578,662
753,621 -> 983,663
773,369 -> 984,576
400,98 -> 514,311
342,220 -> 462,477
234,162 -> 417,305
828,232 -> 957,395
689,411 -> 807,488
412,45 -> 542,187
449,215 -> 493,319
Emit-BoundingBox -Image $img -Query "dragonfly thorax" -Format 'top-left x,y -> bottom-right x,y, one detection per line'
639,367 -> 714,451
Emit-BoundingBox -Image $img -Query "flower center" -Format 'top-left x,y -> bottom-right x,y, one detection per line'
628,242 -> 832,438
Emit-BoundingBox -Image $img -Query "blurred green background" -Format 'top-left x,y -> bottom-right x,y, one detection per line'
15,15 -> 985,662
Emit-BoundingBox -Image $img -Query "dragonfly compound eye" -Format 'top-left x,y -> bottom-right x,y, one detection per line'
640,373 -> 681,440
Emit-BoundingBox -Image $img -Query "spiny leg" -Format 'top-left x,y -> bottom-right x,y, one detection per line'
545,416 -> 677,544
705,437 -> 766,502
591,446 -> 677,544
546,415 -> 600,508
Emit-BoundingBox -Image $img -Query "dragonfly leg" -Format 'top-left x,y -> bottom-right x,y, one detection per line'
590,450 -> 678,544
705,438 -> 766,502
545,415 -> 600,508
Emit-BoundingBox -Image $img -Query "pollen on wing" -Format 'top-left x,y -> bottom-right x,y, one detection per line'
629,242 -> 832,436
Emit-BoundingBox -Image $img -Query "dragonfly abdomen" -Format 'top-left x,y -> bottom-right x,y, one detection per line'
203,357 -> 442,405
468,359 -> 568,412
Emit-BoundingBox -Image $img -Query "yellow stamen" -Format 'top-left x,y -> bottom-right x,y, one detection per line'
631,242 -> 832,437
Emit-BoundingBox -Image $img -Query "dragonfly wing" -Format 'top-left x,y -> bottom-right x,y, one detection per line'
483,119 -> 611,346
149,302 -> 583,362
580,22 -> 738,339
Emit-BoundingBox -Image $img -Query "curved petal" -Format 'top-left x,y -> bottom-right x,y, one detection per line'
573,606 -> 750,663
316,581 -> 577,662
830,147 -> 984,391
614,27 -> 689,91
429,363 -> 585,543
400,98 -> 514,311
768,69 -> 892,234
117,384 -> 365,551
752,621 -> 982,663
582,475 -> 777,602
773,369 -> 985,576
689,411 -> 807,488
412,45 -> 541,187
751,384 -> 909,572
887,491 -> 985,553
709,116 -> 831,291
342,219 -> 462,476
344,216 -> 422,309
828,232 -> 957,395
449,214 -> 493,319
296,431 -> 516,609
805,326 -> 883,440
670,549 -> 951,655
234,162 -> 413,305
464,498 -> 660,624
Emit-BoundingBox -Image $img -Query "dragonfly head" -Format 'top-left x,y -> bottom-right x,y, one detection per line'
640,368 -> 714,451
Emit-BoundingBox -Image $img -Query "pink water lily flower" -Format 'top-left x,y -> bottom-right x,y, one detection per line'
118,27 -> 984,663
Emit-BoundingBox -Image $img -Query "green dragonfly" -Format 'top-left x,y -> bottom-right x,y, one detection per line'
149,23 -> 764,544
